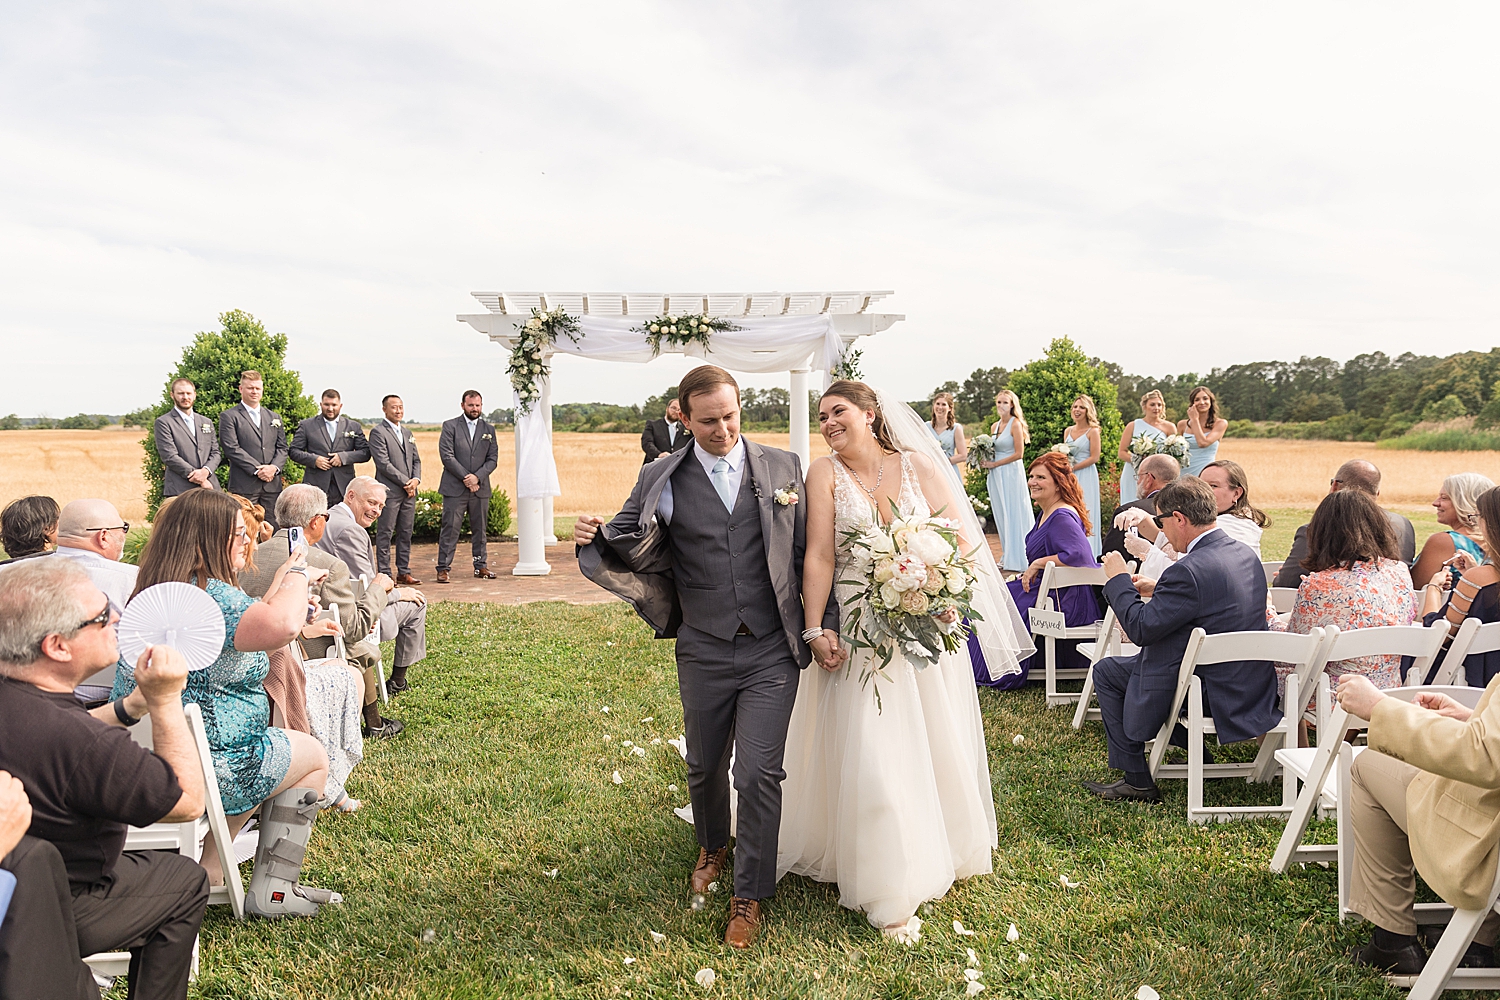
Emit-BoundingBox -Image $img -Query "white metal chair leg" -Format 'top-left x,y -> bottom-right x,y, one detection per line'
1187,677 -> 1206,825
1337,742 -> 1355,924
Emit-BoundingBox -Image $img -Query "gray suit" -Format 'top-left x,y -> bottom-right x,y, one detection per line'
436,416 -> 500,573
315,503 -> 427,670
367,421 -> 421,577
289,416 -> 370,505
218,403 -> 289,527
1272,510 -> 1418,588
579,439 -> 833,900
154,410 -> 221,498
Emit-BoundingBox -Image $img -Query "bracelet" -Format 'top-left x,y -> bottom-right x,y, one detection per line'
801,627 -> 825,643
287,567 -> 307,576
113,697 -> 141,727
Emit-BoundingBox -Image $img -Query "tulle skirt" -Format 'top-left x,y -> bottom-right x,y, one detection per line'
777,639 -> 997,927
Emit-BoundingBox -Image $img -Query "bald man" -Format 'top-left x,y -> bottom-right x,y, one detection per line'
1272,460 -> 1416,588
53,499 -> 138,612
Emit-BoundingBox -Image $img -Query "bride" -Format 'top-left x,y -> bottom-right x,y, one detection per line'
777,380 -> 1033,939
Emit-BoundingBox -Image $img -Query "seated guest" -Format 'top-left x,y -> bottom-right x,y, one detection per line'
985,451 -> 1099,689
0,559 -> 208,997
1410,472 -> 1496,589
1336,671 -> 1500,973
1202,460 -> 1268,558
111,489 -> 339,918
1413,486 -> 1500,686
1272,491 -> 1416,713
0,494 -> 59,564
229,495 -> 315,736
316,476 -> 429,704
1100,454 -> 1179,563
241,485 -> 386,807
1274,460 -> 1417,588
54,498 -> 138,611
1083,477 -> 1280,802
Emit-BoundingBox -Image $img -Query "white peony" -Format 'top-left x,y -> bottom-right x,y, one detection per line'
867,531 -> 896,556
879,581 -> 900,607
946,570 -> 967,594
907,528 -> 953,566
873,558 -> 896,583
649,324 -> 660,333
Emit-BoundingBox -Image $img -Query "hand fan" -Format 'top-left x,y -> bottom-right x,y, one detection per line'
116,582 -> 226,672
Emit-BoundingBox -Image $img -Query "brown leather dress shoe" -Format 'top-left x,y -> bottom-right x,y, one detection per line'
396,573 -> 421,585
474,567 -> 497,579
435,569 -> 451,584
725,897 -> 762,949
691,846 -> 729,895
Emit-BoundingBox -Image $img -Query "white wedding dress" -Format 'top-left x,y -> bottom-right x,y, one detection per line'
776,453 -> 1000,928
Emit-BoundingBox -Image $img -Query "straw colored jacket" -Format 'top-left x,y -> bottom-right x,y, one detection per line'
1369,674 -> 1500,909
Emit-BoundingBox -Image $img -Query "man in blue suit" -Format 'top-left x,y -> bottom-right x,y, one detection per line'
1084,476 -> 1280,802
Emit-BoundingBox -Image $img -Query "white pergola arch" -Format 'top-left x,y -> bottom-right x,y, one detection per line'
459,290 -> 903,575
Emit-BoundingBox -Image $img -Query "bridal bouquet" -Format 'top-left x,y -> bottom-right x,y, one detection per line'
839,504 -> 983,705
967,433 -> 995,469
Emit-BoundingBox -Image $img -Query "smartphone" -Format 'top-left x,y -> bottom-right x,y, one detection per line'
287,525 -> 304,554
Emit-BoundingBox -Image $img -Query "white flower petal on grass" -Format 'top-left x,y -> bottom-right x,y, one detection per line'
602,706 -> 610,713
651,738 -> 662,745
603,735 -> 612,742
1060,875 -> 1080,889
695,967 -> 716,988
1006,922 -> 1019,942
966,981 -> 986,996
605,641 -> 616,647
964,968 -> 982,981
650,930 -> 667,944
953,920 -> 976,936
706,881 -> 719,893
641,716 -> 654,723
1012,734 -> 1025,745
622,740 -> 634,747
1017,952 -> 1028,963
1136,988 -> 1160,1000
966,947 -> 979,966
622,956 -> 636,965
612,771 -> 623,785
632,746 -> 647,757
668,783 -> 678,792
544,868 -> 558,878
668,735 -> 689,759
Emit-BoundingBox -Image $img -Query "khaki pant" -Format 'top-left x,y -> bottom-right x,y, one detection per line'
1349,749 -> 1500,940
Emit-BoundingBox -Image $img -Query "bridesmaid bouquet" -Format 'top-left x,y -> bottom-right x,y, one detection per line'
1161,434 -> 1191,468
967,433 -> 995,470
1127,433 -> 1159,464
839,505 -> 984,706
1049,442 -> 1072,457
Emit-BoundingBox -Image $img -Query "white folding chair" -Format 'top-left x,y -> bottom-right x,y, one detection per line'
1390,844 -> 1500,996
1262,561 -> 1284,586
1269,622 -> 1453,882
1427,618 -> 1500,687
1070,606 -> 1132,729
1030,564 -> 1107,708
355,574 -> 388,705
1146,627 -> 1327,824
1269,587 -> 1299,614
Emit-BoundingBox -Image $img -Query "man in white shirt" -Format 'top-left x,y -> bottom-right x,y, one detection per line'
53,499 -> 138,612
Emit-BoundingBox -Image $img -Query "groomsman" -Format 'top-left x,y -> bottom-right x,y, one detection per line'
641,396 -> 688,464
435,390 -> 500,583
218,370 -> 289,528
153,378 -> 221,497
290,389 -> 370,506
368,394 -> 422,585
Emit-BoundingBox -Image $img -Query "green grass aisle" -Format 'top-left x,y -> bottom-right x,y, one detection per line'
184,602 -> 1439,998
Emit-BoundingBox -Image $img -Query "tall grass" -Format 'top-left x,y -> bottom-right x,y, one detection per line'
1380,428 -> 1500,451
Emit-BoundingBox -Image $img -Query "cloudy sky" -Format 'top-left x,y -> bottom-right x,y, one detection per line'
3,2 -> 1497,420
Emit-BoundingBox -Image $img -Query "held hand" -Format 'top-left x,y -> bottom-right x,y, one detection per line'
574,515 -> 605,546
934,607 -> 960,625
256,465 -> 277,482
373,572 -> 396,593
315,456 -> 333,470
329,454 -> 343,467
1414,691 -> 1474,722
1336,674 -> 1386,721
134,644 -> 190,706
405,479 -> 419,497
0,772 -> 31,859
187,468 -> 207,485
1101,550 -> 1130,581
810,632 -> 846,671
301,617 -> 344,639
463,473 -> 479,489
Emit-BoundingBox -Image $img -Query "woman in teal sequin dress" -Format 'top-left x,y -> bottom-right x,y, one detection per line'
113,490 -> 329,886
1180,385 -> 1228,477
1063,395 -> 1102,558
980,390 -> 1034,572
1117,390 -> 1175,504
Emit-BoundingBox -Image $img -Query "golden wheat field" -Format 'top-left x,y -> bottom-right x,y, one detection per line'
2,428 -> 1498,523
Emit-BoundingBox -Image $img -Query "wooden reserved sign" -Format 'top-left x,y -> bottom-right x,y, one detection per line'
1028,607 -> 1068,638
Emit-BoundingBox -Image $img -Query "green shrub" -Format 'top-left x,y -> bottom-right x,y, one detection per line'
1007,337 -> 1123,487
121,406 -> 154,428
1379,428 -> 1500,451
1420,393 -> 1468,423
365,489 -> 513,542
121,526 -> 151,566
0,414 -> 19,431
58,413 -> 111,430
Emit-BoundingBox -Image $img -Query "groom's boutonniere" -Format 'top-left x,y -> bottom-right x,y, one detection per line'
773,482 -> 799,506
344,430 -> 356,439
271,418 -> 282,428
482,432 -> 494,441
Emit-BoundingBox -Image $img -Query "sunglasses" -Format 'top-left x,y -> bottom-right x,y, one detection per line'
85,522 -> 130,534
1151,512 -> 1176,529
77,600 -> 115,631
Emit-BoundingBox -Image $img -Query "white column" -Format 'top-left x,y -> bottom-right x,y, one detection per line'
542,382 -> 560,544
789,367 -> 811,470
512,374 -> 553,576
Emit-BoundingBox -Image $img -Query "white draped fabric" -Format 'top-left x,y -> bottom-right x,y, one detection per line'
511,315 -> 843,499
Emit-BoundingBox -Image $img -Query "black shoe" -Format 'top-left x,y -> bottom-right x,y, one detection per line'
362,717 -> 405,739
1461,942 -> 1496,968
385,677 -> 410,698
1081,778 -> 1163,803
1354,935 -> 1427,975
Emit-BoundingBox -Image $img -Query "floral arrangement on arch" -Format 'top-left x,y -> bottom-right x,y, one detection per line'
634,313 -> 740,356
508,307 -> 582,415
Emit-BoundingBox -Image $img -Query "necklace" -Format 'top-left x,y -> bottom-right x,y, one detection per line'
840,455 -> 884,499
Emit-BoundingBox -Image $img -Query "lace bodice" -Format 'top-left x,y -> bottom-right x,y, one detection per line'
831,453 -> 930,618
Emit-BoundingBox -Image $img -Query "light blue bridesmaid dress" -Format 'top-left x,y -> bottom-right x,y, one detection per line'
1119,419 -> 1168,504
985,419 -> 1034,571
928,423 -> 967,505
1185,431 -> 1219,477
1065,429 -> 1101,557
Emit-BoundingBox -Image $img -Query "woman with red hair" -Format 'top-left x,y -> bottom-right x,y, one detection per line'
986,450 -> 1100,689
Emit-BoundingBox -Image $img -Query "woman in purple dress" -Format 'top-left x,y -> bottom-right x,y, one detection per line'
981,450 -> 1100,689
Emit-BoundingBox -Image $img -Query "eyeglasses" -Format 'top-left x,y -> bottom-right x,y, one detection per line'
1151,513 -> 1173,529
1329,478 -> 1342,487
311,513 -> 329,524
77,600 -> 115,631
86,523 -> 130,534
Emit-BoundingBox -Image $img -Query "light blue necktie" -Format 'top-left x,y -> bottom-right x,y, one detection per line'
710,458 -> 735,512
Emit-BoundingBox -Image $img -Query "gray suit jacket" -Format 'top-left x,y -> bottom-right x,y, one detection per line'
1272,509 -> 1418,588
368,422 -> 421,500
578,438 -> 833,668
437,416 -> 499,498
218,404 -> 289,495
290,415 -> 370,497
154,410 -> 221,497
315,503 -> 379,583
242,527 -> 387,664
640,418 -> 688,464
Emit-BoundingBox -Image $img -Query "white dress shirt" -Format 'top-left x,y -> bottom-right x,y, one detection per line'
243,404 -> 262,428
54,547 -> 139,613
657,437 -> 746,524
1184,525 -> 1221,555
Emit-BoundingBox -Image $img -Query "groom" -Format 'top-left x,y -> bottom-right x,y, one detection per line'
574,364 -> 838,948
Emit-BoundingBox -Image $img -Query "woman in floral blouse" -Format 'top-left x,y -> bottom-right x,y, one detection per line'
1274,489 -> 1417,703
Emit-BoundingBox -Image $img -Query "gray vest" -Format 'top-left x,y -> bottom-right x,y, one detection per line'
667,456 -> 780,642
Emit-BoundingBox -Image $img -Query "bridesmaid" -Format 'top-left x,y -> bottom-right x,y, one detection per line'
980,389 -> 1033,572
1117,390 -> 1175,504
928,391 -> 968,497
1064,395 -> 1102,558
982,451 -> 1099,690
1180,385 -> 1228,476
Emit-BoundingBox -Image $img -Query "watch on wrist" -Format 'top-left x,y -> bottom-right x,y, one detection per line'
113,697 -> 141,727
